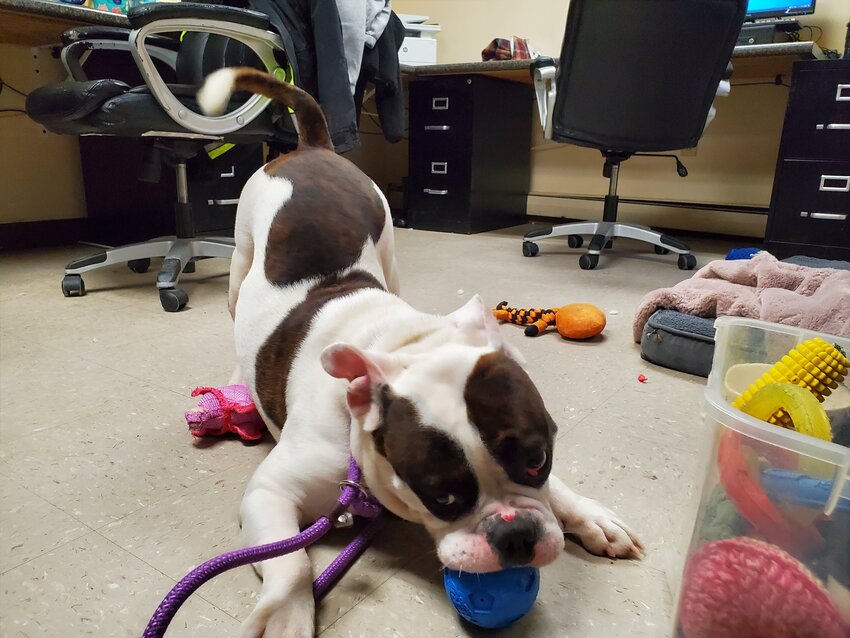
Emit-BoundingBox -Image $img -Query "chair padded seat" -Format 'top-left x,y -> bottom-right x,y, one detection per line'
27,80 -> 280,143
26,79 -> 129,123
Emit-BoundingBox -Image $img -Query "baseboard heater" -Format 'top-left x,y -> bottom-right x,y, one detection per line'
528,192 -> 769,216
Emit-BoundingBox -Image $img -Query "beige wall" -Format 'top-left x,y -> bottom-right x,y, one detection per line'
2,3 -> 846,233
395,0 -> 848,65
391,0 -> 849,237
0,44 -> 87,223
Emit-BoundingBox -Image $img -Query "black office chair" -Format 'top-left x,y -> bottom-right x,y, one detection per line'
27,3 -> 300,311
522,0 -> 747,270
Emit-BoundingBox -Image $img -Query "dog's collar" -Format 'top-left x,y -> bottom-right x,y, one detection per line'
332,456 -> 383,524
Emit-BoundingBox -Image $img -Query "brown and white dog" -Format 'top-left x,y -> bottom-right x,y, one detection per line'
197,68 -> 643,638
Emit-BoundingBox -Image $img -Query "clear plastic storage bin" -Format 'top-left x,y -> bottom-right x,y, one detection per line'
674,317 -> 850,638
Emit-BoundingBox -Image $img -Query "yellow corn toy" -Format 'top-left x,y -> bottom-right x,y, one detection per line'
731,338 -> 849,430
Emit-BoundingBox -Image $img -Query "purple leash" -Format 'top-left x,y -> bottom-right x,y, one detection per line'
142,456 -> 383,638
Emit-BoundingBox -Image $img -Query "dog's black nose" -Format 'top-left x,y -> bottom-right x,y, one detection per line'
486,514 -> 539,567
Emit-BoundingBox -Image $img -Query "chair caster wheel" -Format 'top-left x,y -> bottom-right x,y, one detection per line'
655,245 -> 670,255
128,258 -> 151,273
522,241 -> 540,257
604,239 -> 613,249
579,254 -> 599,270
678,254 -> 697,270
159,288 -> 188,312
183,260 -> 196,274
567,235 -> 583,249
61,274 -> 86,297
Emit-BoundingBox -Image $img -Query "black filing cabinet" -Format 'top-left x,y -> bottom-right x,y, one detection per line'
765,59 -> 850,260
406,75 -> 532,234
80,138 -> 263,245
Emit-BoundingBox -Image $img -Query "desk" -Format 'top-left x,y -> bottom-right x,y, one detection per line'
401,41 -> 824,84
0,0 -> 128,46
399,41 -> 828,234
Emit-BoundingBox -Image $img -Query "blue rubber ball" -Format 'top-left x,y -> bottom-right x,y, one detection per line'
443,566 -> 540,629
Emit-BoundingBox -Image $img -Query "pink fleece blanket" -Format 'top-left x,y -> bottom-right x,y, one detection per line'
633,252 -> 850,342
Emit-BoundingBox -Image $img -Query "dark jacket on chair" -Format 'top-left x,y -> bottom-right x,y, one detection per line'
354,11 -> 405,143
250,0 -> 358,152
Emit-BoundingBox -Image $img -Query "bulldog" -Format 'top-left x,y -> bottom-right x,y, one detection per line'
197,68 -> 643,638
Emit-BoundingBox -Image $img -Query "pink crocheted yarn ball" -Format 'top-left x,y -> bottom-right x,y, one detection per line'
679,537 -> 847,638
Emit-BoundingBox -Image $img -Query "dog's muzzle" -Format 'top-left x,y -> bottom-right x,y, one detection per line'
483,511 -> 542,567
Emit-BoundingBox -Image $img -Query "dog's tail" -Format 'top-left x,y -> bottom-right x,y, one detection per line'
197,67 -> 332,151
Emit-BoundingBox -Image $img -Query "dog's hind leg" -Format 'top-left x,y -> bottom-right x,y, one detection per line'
373,184 -> 400,296
228,231 -> 254,321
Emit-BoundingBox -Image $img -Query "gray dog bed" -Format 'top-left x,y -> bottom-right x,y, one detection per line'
639,256 -> 850,377
640,310 -> 717,377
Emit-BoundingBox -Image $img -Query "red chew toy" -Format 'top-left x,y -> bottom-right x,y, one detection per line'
678,537 -> 848,638
717,431 -> 822,556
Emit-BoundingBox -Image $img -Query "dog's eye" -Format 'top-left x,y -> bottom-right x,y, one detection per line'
434,493 -> 456,506
526,451 -> 547,477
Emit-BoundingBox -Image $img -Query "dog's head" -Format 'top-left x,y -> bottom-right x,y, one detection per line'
321,295 -> 564,572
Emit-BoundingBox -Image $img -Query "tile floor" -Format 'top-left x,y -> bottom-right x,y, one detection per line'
0,226 -> 743,637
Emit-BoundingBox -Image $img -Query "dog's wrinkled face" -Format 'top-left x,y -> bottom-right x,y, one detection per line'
322,296 -> 565,572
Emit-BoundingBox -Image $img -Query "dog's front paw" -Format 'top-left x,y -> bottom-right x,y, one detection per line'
240,594 -> 315,638
561,497 -> 644,560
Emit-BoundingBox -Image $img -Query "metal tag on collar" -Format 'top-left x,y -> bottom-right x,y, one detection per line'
334,512 -> 355,528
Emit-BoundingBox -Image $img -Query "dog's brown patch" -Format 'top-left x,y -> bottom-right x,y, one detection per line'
464,352 -> 556,488
262,150 -> 386,287
255,270 -> 384,429
374,389 -> 479,521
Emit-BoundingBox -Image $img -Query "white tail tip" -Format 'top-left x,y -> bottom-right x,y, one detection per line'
197,68 -> 238,116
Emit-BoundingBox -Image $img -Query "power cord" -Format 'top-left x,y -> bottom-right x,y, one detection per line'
799,25 -> 823,43
733,74 -> 790,87
786,25 -> 838,57
0,108 -> 27,117
0,77 -> 29,98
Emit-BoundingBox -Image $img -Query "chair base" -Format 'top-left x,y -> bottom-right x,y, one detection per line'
61,236 -> 235,311
524,221 -> 697,271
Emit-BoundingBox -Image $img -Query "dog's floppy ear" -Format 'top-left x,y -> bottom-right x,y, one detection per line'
321,343 -> 394,422
449,294 -> 526,366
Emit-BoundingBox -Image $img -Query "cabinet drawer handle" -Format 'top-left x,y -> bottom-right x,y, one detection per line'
800,211 -> 847,221
432,97 -> 449,110
837,84 -> 850,102
423,188 -> 448,195
424,125 -> 450,131
816,123 -> 850,130
819,175 -> 850,192
207,198 -> 240,206
431,162 -> 448,174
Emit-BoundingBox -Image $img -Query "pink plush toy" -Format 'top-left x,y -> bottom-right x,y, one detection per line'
678,537 -> 848,638
185,385 -> 266,441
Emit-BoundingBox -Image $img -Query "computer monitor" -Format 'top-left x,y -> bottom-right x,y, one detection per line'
746,0 -> 816,21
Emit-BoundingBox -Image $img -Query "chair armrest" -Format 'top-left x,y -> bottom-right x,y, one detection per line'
59,29 -> 178,82
126,3 -> 286,136
530,57 -> 557,140
128,3 -> 271,32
